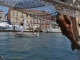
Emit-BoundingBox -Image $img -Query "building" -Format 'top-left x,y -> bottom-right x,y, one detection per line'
7,8 -> 54,31
7,8 -> 31,25
0,10 -> 3,20
30,10 -> 54,31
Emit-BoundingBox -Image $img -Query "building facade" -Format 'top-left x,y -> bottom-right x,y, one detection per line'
30,10 -> 54,31
7,8 -> 32,26
0,10 -> 3,20
7,8 -> 54,31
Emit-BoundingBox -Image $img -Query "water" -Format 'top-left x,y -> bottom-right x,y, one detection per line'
0,32 -> 78,60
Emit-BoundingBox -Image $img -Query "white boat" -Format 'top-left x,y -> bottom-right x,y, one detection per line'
0,21 -> 24,31
0,20 -> 13,30
15,20 -> 40,37
46,22 -> 61,33
15,31 -> 39,37
46,28 -> 61,33
0,19 -> 31,31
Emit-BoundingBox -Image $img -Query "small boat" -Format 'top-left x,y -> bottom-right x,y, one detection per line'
46,28 -> 61,33
15,31 -> 39,37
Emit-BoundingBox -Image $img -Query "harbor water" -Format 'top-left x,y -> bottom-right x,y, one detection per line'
0,32 -> 79,60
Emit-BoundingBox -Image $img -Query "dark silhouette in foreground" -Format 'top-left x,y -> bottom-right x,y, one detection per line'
56,12 -> 80,51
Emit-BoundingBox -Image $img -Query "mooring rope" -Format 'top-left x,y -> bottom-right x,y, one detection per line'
0,55 -> 5,60
37,0 -> 80,17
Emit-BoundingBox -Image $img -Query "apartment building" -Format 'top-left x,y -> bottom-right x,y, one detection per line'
7,8 -> 54,31
31,10 -> 54,28
7,8 -> 32,26
0,10 -> 3,20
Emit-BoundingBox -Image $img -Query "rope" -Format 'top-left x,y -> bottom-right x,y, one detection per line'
0,55 -> 5,60
0,0 -> 80,17
37,0 -> 80,17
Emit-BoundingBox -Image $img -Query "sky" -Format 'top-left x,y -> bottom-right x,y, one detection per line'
0,6 -> 9,17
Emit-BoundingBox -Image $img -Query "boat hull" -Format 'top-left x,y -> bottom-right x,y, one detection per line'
46,29 -> 61,33
15,32 -> 39,37
16,34 -> 38,37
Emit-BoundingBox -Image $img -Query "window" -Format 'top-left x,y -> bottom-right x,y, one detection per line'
22,13 -> 24,18
16,18 -> 18,23
13,12 -> 14,16
11,18 -> 14,24
21,18 -> 24,21
26,14 -> 28,17
16,12 -> 18,16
